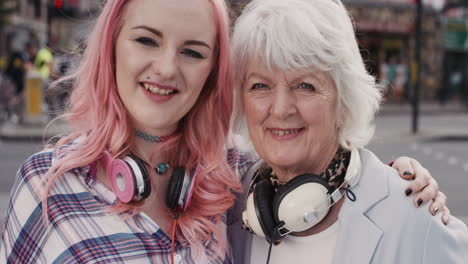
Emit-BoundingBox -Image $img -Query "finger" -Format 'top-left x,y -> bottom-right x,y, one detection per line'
429,191 -> 447,215
405,162 -> 433,196
412,181 -> 438,207
442,207 -> 451,225
391,157 -> 414,180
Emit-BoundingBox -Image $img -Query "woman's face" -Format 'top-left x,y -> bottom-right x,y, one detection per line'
115,0 -> 216,135
243,63 -> 340,175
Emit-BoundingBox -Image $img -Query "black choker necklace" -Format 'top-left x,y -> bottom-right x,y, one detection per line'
135,129 -> 173,143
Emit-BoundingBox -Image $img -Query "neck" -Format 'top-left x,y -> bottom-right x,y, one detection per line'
133,131 -> 170,166
272,144 -> 340,184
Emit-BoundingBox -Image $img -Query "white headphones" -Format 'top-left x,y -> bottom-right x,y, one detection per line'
242,148 -> 361,244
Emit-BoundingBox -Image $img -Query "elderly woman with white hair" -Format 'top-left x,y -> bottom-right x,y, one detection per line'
227,0 -> 468,263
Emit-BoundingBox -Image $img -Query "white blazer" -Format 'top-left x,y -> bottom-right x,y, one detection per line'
227,148 -> 468,264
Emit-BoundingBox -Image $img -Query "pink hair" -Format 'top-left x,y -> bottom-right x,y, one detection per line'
43,0 -> 240,260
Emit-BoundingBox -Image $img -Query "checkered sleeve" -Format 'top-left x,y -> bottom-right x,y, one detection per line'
0,150 -> 54,263
226,148 -> 258,183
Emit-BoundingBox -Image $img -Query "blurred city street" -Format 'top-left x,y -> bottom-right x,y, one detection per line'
0,0 -> 467,249
0,101 -> 467,226
369,102 -> 468,225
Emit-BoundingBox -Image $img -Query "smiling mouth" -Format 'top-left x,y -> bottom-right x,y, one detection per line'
141,82 -> 178,96
269,128 -> 303,136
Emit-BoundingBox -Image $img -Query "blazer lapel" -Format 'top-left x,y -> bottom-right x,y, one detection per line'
333,149 -> 390,264
333,204 -> 383,264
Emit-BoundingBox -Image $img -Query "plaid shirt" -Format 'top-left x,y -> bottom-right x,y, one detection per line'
0,147 -> 256,264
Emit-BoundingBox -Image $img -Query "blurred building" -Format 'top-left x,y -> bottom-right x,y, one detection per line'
0,0 -> 48,57
48,0 -> 102,53
344,0 -> 447,100
228,0 -> 449,100
440,0 -> 468,104
0,0 -> 102,58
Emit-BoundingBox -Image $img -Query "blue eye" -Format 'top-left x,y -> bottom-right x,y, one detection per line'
251,83 -> 267,90
135,37 -> 158,47
182,49 -> 204,59
299,82 -> 315,91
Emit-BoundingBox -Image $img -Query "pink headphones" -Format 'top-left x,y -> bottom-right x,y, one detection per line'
98,152 -> 197,212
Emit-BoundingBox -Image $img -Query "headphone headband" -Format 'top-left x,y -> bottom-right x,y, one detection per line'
343,148 -> 361,188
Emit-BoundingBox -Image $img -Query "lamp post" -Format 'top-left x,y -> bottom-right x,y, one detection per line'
412,0 -> 422,134
412,0 -> 445,134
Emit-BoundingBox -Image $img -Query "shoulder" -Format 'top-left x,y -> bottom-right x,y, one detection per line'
0,147 -> 108,263
4,146 -> 93,222
0,149 -> 53,262
15,149 -> 54,193
352,149 -> 435,234
357,148 -> 427,215
12,145 -> 89,197
356,149 -> 468,262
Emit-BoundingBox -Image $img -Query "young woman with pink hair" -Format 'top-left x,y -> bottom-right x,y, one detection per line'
0,0 -> 448,263
1,0 -> 239,263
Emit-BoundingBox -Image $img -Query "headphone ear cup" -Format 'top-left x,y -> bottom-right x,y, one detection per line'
128,155 -> 151,200
181,169 -> 196,212
108,158 -> 137,203
253,179 -> 278,243
166,166 -> 185,211
273,174 -> 331,232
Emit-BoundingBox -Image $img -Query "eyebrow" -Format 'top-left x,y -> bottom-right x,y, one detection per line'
132,25 -> 162,37
246,72 -> 271,81
131,26 -> 211,49
184,40 -> 211,49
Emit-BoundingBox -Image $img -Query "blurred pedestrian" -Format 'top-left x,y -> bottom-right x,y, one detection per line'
34,41 -> 60,119
34,42 -> 54,80
3,41 -> 38,123
380,54 -> 406,103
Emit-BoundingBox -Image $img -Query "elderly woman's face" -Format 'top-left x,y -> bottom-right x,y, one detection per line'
243,64 -> 340,174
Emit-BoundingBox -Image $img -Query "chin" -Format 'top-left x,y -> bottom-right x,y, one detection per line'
266,155 -> 300,169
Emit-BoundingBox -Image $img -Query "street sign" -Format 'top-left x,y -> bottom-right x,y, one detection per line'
443,18 -> 468,51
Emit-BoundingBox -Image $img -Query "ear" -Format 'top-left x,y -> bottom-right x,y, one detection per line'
336,107 -> 346,129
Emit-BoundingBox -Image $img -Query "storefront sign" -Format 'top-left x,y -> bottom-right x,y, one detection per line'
443,18 -> 468,51
348,6 -> 414,33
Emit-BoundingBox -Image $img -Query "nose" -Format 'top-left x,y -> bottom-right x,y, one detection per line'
152,48 -> 177,80
269,87 -> 297,119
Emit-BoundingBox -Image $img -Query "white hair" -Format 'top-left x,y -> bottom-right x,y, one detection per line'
231,0 -> 382,150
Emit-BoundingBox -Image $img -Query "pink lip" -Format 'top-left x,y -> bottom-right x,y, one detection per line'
140,82 -> 178,103
268,128 -> 304,141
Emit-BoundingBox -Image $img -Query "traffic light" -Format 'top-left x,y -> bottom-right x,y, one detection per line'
50,0 -> 79,18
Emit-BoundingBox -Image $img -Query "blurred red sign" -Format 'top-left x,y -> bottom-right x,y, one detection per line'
53,0 -> 63,9
53,0 -> 80,8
